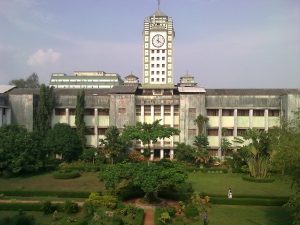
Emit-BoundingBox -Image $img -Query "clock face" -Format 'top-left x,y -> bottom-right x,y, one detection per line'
152,34 -> 165,48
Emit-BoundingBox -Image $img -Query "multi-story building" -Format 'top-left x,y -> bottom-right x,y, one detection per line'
1,6 -> 300,159
49,71 -> 123,89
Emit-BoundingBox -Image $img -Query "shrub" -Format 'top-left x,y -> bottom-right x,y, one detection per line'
161,206 -> 176,217
159,182 -> 193,201
210,197 -> 287,206
118,184 -> 144,201
43,201 -> 57,214
159,212 -> 171,224
201,167 -> 228,173
64,200 -> 79,214
0,190 -> 90,198
184,205 -> 198,218
53,170 -> 81,179
86,192 -> 118,209
242,175 -> 275,183
58,161 -> 103,172
0,213 -> 36,225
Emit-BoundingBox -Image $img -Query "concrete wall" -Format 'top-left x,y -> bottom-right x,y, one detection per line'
282,94 -> 300,121
110,94 -> 136,128
179,93 -> 206,145
9,94 -> 35,131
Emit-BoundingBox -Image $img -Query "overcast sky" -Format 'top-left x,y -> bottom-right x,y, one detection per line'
0,0 -> 299,88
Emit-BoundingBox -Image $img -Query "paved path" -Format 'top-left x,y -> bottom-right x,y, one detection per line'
125,199 -> 156,225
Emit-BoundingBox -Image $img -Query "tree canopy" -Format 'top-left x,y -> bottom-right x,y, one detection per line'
75,90 -> 86,147
122,120 -> 180,155
101,161 -> 187,202
9,73 -> 40,88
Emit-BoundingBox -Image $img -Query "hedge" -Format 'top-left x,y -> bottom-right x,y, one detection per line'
242,175 -> 275,183
201,168 -> 228,173
0,202 -> 64,212
53,170 -> 81,179
210,197 -> 287,206
133,208 -> 144,225
0,190 -> 92,198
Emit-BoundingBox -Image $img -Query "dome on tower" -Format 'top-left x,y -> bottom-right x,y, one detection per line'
152,9 -> 167,17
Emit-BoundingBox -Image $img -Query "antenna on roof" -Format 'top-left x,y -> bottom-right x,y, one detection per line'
157,0 -> 160,10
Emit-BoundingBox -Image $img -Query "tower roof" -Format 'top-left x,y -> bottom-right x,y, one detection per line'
152,9 -> 167,17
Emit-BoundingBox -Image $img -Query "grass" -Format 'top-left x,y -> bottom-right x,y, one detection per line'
156,205 -> 292,225
188,172 -> 294,197
0,172 -> 103,192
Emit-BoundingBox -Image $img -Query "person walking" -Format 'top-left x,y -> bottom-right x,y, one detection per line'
228,188 -> 233,199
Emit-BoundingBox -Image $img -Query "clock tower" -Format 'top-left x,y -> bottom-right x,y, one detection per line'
143,4 -> 175,85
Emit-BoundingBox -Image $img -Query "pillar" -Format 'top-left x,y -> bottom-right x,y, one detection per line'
151,105 -> 154,122
218,109 -> 222,157
94,108 -> 98,147
233,109 -> 238,137
265,109 -> 269,131
249,109 -> 253,129
170,149 -> 174,160
66,108 -> 70,125
161,105 -> 164,124
141,105 -> 145,123
160,149 -> 164,159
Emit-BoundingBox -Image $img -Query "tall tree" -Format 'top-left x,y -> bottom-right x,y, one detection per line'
75,90 -> 86,147
122,120 -> 180,157
99,126 -> 129,164
34,84 -> 55,136
45,123 -> 82,162
9,73 -> 40,88
194,114 -> 209,135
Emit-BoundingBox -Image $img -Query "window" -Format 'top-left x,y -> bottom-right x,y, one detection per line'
85,108 -> 94,116
188,129 -> 196,136
144,105 -> 151,116
162,57 -> 165,60
156,71 -> 160,75
222,109 -> 234,116
151,57 -> 154,60
162,50 -> 165,53
253,110 -> 264,116
156,78 -> 159,82
151,71 -> 154,75
162,78 -> 165,82
85,128 -> 95,135
162,71 -> 165,75
55,108 -> 66,116
238,109 -> 249,116
207,129 -> 218,136
237,129 -> 247,136
269,110 -> 280,117
69,108 -> 76,115
99,108 -> 109,115
151,50 -> 154,53
164,105 -> 171,116
174,105 -> 179,116
162,64 -> 165,68
118,108 -> 126,114
157,50 -> 160,53
151,64 -> 154,68
151,78 -> 154,82
157,57 -> 160,60
157,64 -> 160,68
188,108 -> 196,117
98,128 -> 106,135
136,106 -> 141,116
222,129 -> 234,136
207,109 -> 218,116
154,105 -> 161,116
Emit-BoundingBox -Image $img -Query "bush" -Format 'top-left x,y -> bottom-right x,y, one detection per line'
242,175 -> 275,183
118,184 -> 144,201
0,213 -> 36,225
184,205 -> 198,218
58,161 -> 104,172
201,167 -> 228,173
210,197 -> 287,206
53,170 -> 81,179
161,206 -> 176,217
64,200 -> 79,214
159,182 -> 193,201
43,201 -> 57,214
0,190 -> 90,198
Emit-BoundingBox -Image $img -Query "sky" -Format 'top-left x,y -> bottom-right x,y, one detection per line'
0,0 -> 299,88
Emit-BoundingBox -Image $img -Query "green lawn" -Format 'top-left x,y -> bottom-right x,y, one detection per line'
188,172 -> 294,197
0,172 -> 103,192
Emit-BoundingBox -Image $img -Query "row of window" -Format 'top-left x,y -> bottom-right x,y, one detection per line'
151,77 -> 165,82
85,128 -> 107,135
151,71 -> 165,75
136,105 -> 180,116
151,64 -> 166,68
188,128 -> 265,137
206,109 -> 280,117
151,50 -> 165,54
151,57 -> 166,61
55,108 -> 109,116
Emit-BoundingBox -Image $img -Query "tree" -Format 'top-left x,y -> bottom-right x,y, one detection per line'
221,137 -> 232,157
0,125 -> 45,176
34,84 -> 55,137
122,120 -> 180,157
99,126 -> 129,164
193,135 -> 209,165
234,129 -> 273,178
75,90 -> 86,147
9,73 -> 40,88
194,114 -> 209,135
175,143 -> 196,163
101,161 -> 187,202
45,123 -> 82,162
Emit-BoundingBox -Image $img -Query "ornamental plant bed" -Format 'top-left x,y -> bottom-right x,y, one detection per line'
52,170 -> 81,179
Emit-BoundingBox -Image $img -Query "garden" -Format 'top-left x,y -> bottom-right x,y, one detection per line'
0,88 -> 299,225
